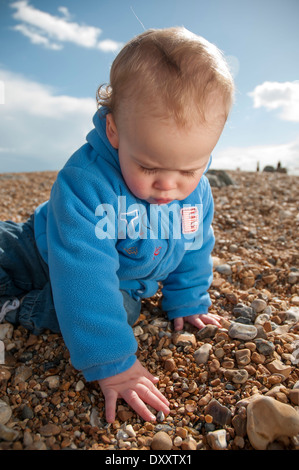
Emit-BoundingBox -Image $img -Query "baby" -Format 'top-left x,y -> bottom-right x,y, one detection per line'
0,27 -> 234,422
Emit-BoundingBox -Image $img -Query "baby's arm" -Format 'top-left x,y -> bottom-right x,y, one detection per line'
174,312 -> 222,331
98,359 -> 170,422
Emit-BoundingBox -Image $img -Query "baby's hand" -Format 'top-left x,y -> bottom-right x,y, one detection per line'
174,312 -> 222,331
98,359 -> 170,423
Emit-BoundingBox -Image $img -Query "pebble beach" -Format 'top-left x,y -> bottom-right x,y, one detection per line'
0,169 -> 298,451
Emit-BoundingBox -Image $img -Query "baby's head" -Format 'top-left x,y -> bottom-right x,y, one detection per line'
97,27 -> 234,204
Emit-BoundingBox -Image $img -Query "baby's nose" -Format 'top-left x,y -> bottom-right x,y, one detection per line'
153,173 -> 177,191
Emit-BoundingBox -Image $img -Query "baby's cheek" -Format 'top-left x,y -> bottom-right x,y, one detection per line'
126,176 -> 149,199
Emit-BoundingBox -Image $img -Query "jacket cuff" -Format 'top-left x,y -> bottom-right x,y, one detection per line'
82,354 -> 137,382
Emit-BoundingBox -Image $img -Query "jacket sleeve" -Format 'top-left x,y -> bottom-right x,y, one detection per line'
46,164 -> 137,382
161,177 -> 215,319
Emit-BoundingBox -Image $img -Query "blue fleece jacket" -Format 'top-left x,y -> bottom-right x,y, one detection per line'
33,108 -> 215,382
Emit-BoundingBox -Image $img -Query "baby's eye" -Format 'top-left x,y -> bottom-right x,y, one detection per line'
181,170 -> 196,178
140,166 -> 158,175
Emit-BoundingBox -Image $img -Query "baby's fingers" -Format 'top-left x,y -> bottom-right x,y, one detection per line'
122,389 -> 157,422
137,383 -> 170,415
103,388 -> 118,423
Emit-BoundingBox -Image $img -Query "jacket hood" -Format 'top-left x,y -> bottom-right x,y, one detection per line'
86,107 -> 121,172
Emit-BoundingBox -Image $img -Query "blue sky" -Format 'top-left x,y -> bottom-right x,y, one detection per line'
0,0 -> 299,173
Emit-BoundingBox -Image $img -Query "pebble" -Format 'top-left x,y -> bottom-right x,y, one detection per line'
207,429 -> 227,450
0,323 -> 14,340
215,264 -> 232,276
39,423 -> 61,437
247,396 -> 299,450
196,324 -> 218,340
224,369 -> 249,384
75,380 -> 85,392
172,331 -> 196,347
289,389 -> 299,405
233,304 -> 256,322
266,359 -> 292,379
0,400 -> 12,425
251,299 -> 267,313
205,399 -> 232,426
194,343 -> 212,364
151,431 -> 172,450
0,423 -> 19,442
235,348 -> 251,366
228,322 -> 257,340
13,365 -> 32,385
254,338 -> 274,355
43,375 -> 60,389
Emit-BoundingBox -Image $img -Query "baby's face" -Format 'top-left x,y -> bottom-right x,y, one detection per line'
106,104 -> 226,204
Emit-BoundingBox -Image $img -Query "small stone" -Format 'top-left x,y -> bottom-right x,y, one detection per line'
234,435 -> 245,448
235,348 -> 251,366
156,411 -> 165,422
133,325 -> 144,336
254,338 -> 275,356
116,429 -> 129,440
205,398 -> 232,426
247,396 -> 299,450
13,365 -> 32,385
0,367 -> 11,382
262,274 -> 277,285
173,435 -> 182,447
172,331 -> 196,347
43,375 -> 60,389
164,358 -> 176,372
254,313 -> 271,326
0,400 -> 12,425
288,272 -> 298,284
0,423 -> 19,442
207,429 -> 227,450
286,307 -> 299,323
90,408 -> 104,428
251,299 -> 267,313
160,348 -> 172,358
233,304 -> 256,322
39,423 -> 61,436
215,264 -> 232,276
181,436 -> 197,450
228,322 -> 257,340
21,405 -> 34,420
224,369 -> 249,384
209,358 -> 221,372
232,406 -> 247,437
266,359 -> 292,379
196,324 -> 218,340
75,380 -> 85,392
0,323 -> 14,340
124,424 -> 136,437
194,343 -> 212,364
289,389 -> 299,405
176,427 -> 188,439
117,408 -> 134,422
151,431 -> 172,450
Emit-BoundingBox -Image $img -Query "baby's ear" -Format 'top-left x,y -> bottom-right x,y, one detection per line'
106,113 -> 119,149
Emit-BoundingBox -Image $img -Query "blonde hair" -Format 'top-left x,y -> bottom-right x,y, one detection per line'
97,27 -> 234,126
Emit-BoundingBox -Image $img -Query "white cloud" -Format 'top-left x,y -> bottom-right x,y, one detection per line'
0,68 -> 96,172
13,23 -> 62,50
249,81 -> 299,122
10,0 -> 123,52
213,139 -> 299,174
